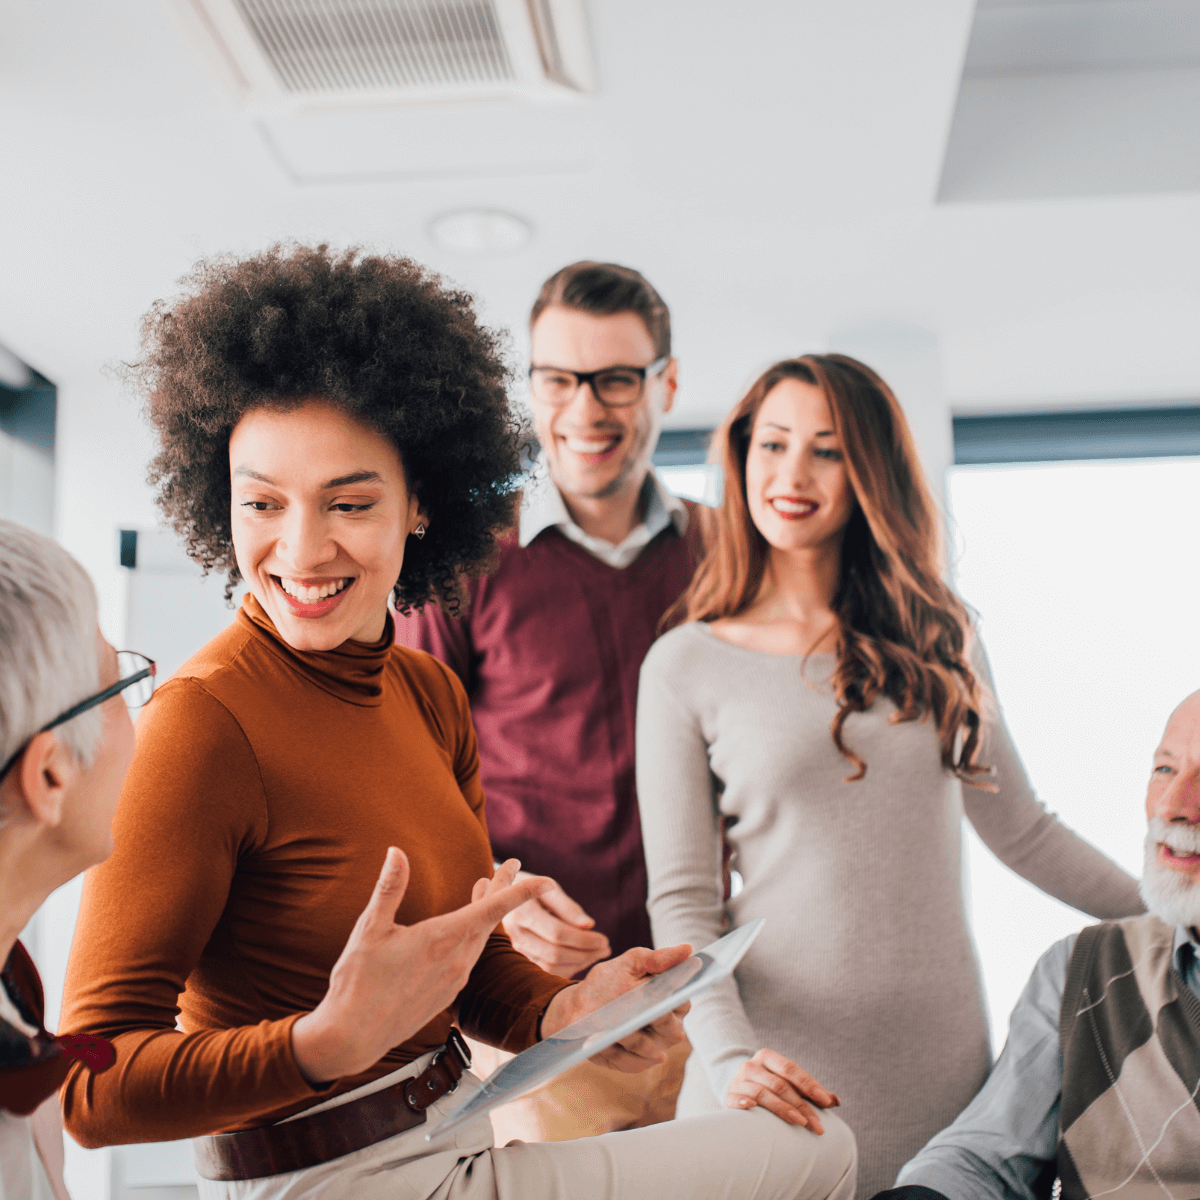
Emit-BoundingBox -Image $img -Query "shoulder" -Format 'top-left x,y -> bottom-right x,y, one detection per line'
962,626 -> 994,686
1085,912 -> 1176,960
472,522 -> 572,587
640,621 -> 714,684
130,626 -> 267,789
1072,912 -> 1172,946
115,674 -> 267,844
994,933 -> 1078,1036
1116,911 -> 1174,940
390,642 -> 466,701
170,611 -> 258,686
154,614 -> 272,732
388,643 -> 471,727
1061,915 -> 1174,1011
657,497 -> 703,562
127,676 -> 263,818
388,643 -> 478,766
1036,932 -> 1078,984
136,673 -> 248,750
990,932 -> 1077,1046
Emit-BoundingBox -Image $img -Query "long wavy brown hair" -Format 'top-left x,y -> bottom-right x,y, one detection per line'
680,354 -> 992,786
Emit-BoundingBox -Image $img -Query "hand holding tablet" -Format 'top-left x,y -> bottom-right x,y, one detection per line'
428,919 -> 765,1142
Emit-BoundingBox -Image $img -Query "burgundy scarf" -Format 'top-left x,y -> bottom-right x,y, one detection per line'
0,941 -> 114,1116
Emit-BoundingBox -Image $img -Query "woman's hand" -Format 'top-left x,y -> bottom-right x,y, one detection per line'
725,1049 -> 840,1132
539,944 -> 692,1071
292,849 -> 552,1084
502,872 -> 610,977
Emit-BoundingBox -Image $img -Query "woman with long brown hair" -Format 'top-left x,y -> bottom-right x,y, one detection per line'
635,354 -> 1144,1196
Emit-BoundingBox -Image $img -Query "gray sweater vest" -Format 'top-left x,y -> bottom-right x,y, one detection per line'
1057,914 -> 1200,1198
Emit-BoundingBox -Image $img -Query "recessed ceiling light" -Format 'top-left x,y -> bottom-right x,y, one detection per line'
428,209 -> 533,257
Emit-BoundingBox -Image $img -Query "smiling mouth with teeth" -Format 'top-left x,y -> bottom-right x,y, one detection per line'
1161,840 -> 1200,864
276,576 -> 352,606
562,434 -> 622,457
769,498 -> 818,518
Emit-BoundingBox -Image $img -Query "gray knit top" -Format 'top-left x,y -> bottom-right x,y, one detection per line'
636,621 -> 1144,1198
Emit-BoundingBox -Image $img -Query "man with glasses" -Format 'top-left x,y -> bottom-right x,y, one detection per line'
0,520 -> 154,1197
397,261 -> 700,1142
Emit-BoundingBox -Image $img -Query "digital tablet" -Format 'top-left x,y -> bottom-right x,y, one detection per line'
427,918 -> 765,1142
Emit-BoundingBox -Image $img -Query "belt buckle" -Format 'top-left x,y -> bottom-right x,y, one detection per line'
404,1029 -> 471,1115
419,1026 -> 471,1106
440,1026 -> 471,1079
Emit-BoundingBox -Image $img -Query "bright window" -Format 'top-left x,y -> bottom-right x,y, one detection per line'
658,462 -> 721,507
947,456 -> 1200,1045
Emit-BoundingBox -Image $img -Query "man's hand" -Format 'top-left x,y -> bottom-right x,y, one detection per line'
539,944 -> 692,1072
725,1049 -> 839,1132
292,849 -> 553,1084
502,872 -> 610,978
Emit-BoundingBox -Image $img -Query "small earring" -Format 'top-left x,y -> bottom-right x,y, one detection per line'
413,523 -> 426,540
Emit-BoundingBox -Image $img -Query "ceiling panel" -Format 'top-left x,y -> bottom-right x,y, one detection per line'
940,67 -> 1200,201
941,0 -> 1200,200
966,0 -> 1200,74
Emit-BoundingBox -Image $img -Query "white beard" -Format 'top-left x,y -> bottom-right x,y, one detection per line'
1139,817 -> 1200,929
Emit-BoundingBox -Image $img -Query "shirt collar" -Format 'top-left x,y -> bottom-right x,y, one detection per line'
1173,924 -> 1200,981
238,594 -> 394,708
518,458 -> 688,552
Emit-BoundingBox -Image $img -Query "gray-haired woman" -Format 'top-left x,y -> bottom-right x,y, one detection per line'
0,519 -> 146,1199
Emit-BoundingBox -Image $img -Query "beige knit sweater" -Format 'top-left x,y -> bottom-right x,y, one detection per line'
636,622 -> 1144,1198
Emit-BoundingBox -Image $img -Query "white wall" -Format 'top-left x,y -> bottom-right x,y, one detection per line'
55,376 -> 162,646
0,430 -> 55,537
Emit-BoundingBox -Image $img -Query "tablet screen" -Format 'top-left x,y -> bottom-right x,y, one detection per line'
427,918 -> 764,1142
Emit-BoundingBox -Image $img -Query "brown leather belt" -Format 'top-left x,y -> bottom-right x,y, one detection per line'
194,1029 -> 471,1181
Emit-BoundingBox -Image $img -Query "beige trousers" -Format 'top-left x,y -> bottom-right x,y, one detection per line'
195,1052 -> 857,1200
465,1037 -> 689,1143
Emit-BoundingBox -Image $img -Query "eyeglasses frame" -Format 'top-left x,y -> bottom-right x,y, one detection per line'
527,355 -> 671,409
0,654 -> 157,783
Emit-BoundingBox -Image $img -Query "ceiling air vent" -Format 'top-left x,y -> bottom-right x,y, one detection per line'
166,0 -> 595,111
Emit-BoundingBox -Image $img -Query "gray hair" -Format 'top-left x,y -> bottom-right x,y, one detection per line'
0,520 -> 102,773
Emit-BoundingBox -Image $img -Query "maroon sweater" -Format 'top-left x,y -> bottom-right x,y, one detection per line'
396,512 -> 701,957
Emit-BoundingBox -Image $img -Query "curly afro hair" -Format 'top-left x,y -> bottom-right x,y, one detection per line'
132,242 -> 522,614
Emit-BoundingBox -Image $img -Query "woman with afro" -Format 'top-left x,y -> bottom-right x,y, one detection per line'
57,244 -> 855,1200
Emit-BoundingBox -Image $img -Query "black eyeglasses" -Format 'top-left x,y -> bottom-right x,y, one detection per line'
0,652 -> 156,782
528,355 -> 670,409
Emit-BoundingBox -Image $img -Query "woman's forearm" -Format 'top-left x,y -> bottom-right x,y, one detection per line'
964,639 -> 1144,919
456,930 -> 573,1053
636,662 -> 761,1097
61,1020 -> 317,1146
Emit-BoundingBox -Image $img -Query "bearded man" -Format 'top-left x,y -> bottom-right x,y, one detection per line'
874,691 -> 1200,1200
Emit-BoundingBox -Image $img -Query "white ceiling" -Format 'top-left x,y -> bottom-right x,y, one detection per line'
943,0 -> 1200,201
966,0 -> 1200,74
2,0 -> 1200,432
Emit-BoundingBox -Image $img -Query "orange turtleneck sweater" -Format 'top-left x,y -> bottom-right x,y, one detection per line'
59,596 -> 570,1147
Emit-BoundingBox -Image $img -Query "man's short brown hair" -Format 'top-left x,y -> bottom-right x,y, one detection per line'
530,262 -> 671,358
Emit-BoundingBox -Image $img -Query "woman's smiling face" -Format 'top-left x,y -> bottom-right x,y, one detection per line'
744,378 -> 855,555
229,399 -> 426,652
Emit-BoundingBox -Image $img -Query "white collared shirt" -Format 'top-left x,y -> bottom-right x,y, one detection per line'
518,460 -> 689,570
